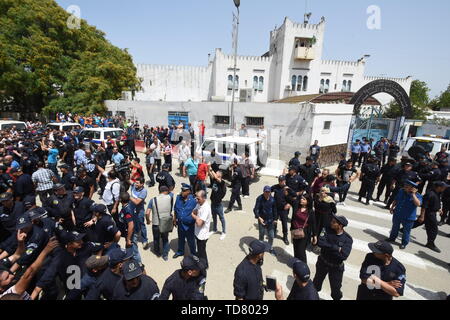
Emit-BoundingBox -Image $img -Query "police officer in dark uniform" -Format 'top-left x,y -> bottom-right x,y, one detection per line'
59,164 -> 75,191
72,187 -> 95,235
285,166 -> 308,215
375,158 -> 399,203
358,155 -> 381,205
422,161 -> 442,194
357,240 -> 406,300
233,240 -> 269,300
299,156 -> 319,187
156,163 -> 176,192
414,157 -> 431,194
43,184 -> 75,230
0,192 -> 25,242
313,214 -> 353,301
225,159 -> 243,213
92,204 -> 121,253
411,181 -> 449,253
85,247 -> 133,300
112,259 -> 160,300
385,162 -> 421,209
160,255 -> 207,300
271,176 -> 291,245
29,207 -> 57,239
275,259 -> 319,300
288,151 -> 301,173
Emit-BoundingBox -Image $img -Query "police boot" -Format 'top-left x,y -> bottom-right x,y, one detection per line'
358,197 -> 362,202
426,242 -> 441,253
283,235 -> 289,245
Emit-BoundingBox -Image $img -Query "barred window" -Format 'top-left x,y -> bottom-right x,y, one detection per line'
246,117 -> 264,126
214,115 -> 230,125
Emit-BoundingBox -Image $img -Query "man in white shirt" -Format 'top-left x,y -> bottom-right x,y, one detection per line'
192,190 -> 212,268
178,140 -> 191,175
150,137 -> 162,173
101,170 -> 121,215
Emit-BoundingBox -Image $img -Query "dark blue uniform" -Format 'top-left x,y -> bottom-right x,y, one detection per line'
73,197 -> 94,232
313,227 -> 353,300
287,280 -> 320,300
387,170 -> 421,207
85,267 -> 122,300
358,162 -> 380,204
0,202 -> 25,242
156,171 -> 175,190
159,270 -> 207,300
357,253 -> 406,300
227,166 -> 243,210
233,257 -> 264,300
112,275 -> 160,300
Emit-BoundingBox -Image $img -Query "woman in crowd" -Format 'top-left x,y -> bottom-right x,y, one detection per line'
291,193 -> 317,263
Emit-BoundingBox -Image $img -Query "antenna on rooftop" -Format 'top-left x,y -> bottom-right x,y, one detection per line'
303,0 -> 312,24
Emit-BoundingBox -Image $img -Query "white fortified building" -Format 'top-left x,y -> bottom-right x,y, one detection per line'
129,17 -> 412,105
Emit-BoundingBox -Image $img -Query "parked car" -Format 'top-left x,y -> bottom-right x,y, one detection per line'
79,127 -> 124,146
46,122 -> 82,132
401,136 -> 450,161
0,120 -> 27,131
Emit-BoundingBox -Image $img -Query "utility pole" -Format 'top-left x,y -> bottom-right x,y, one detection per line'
230,0 -> 240,131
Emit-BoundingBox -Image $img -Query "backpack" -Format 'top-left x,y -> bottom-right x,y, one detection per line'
108,181 -> 125,202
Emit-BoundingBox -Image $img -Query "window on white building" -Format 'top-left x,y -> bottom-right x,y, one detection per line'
234,75 -> 239,90
253,76 -> 259,90
323,121 -> 331,130
228,75 -> 233,90
246,117 -> 264,126
325,79 -> 330,93
348,80 -> 352,92
297,76 -> 302,91
291,76 -> 297,91
214,115 -> 230,125
319,79 -> 325,93
303,76 -> 308,91
342,80 -> 347,92
258,76 -> 264,91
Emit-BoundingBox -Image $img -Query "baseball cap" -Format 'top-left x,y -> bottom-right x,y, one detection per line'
108,247 -> 134,267
404,180 -> 418,188
278,175 -> 286,181
16,215 -> 32,230
64,231 -> 86,243
404,162 -> 413,166
92,204 -> 108,215
181,183 -> 191,191
9,167 -> 22,174
288,166 -> 298,172
292,259 -> 311,282
368,240 -> 393,255
181,255 -> 207,273
263,185 -> 272,193
58,164 -> 69,170
73,186 -> 85,194
433,181 -> 450,188
162,163 -> 170,169
85,255 -> 109,270
0,192 -> 13,202
23,195 -> 36,208
294,151 -> 301,157
53,183 -> 65,191
248,240 -> 270,255
122,259 -> 143,280
331,213 -> 348,227
28,207 -> 48,220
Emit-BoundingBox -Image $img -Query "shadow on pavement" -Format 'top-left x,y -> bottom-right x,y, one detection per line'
238,236 -> 258,256
416,250 -> 450,272
406,283 -> 447,300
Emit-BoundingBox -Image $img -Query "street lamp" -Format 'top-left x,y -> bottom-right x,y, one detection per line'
230,0 -> 240,131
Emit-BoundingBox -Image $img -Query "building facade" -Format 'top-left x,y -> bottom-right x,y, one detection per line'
128,17 -> 412,106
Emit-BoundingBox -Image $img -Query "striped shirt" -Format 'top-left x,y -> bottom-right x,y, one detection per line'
32,168 -> 55,191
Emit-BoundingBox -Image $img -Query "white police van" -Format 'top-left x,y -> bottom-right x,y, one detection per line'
0,120 -> 27,131
79,127 -> 124,146
46,122 -> 82,132
401,135 -> 450,160
197,136 -> 267,171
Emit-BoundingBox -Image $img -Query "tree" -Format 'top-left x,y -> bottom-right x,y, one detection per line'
383,80 -> 431,120
0,0 -> 141,117
430,84 -> 450,111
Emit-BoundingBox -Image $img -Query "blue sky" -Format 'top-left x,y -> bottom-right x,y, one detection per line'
55,0 -> 449,98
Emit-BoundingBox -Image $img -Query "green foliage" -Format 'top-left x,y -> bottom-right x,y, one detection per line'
0,0 -> 141,116
383,80 -> 431,120
430,84 -> 450,111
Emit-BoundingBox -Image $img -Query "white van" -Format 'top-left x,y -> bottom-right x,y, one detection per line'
197,136 -> 267,171
401,136 -> 450,160
79,127 -> 124,145
0,120 -> 27,131
46,122 -> 82,132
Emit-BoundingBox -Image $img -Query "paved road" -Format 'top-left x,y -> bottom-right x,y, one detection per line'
91,157 -> 450,300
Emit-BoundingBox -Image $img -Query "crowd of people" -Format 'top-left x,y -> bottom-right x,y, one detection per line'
0,116 -> 449,301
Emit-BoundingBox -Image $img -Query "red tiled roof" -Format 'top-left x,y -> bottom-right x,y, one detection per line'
275,92 -> 382,105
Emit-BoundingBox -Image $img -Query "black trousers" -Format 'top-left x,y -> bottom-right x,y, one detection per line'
351,153 -> 359,165
241,177 -> 250,196
37,189 -> 52,204
275,209 -> 289,238
164,155 -> 172,171
315,211 -> 332,236
442,203 -> 450,223
146,165 -> 155,186
358,152 -> 368,167
313,256 -> 344,300
292,237 -> 309,264
412,211 -> 438,243
337,181 -> 351,202
358,178 -> 376,202
376,178 -> 393,201
154,159 -> 162,173
387,186 -> 401,207
196,237 -> 209,269
228,187 -> 242,209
